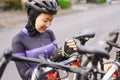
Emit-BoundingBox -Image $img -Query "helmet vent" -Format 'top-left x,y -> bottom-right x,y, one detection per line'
42,1 -> 49,7
34,3 -> 42,8
50,2 -> 54,8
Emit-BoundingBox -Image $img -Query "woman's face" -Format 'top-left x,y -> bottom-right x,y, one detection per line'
35,13 -> 54,33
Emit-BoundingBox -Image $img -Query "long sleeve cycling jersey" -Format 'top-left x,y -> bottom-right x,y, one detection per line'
12,28 -> 58,80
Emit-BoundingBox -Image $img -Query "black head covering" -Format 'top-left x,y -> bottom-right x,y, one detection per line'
25,8 -> 40,37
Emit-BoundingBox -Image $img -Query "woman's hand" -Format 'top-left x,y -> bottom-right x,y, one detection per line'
65,39 -> 77,51
63,39 -> 77,56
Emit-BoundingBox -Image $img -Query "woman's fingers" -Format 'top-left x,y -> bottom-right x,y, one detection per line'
65,39 -> 77,50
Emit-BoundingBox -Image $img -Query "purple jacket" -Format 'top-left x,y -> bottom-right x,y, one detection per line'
12,28 -> 57,80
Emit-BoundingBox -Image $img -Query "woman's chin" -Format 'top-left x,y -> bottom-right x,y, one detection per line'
39,30 -> 45,33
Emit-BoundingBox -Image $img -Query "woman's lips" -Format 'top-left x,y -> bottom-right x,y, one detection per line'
41,26 -> 46,31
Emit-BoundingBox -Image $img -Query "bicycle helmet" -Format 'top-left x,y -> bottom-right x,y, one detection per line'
26,0 -> 58,15
25,0 -> 58,37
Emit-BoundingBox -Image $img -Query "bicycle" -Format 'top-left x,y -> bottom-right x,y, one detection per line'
101,40 -> 120,80
77,29 -> 119,80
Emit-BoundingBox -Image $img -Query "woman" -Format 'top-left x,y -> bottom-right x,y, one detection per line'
12,0 -> 77,80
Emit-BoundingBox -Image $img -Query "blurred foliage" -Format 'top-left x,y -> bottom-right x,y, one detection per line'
4,0 -> 22,10
87,0 -> 106,3
96,0 -> 106,3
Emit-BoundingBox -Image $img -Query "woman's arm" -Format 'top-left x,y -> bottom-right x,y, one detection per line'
12,36 -> 33,80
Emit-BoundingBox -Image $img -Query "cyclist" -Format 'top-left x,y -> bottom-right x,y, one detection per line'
11,0 -> 77,80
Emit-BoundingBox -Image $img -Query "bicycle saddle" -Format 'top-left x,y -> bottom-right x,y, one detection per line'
77,44 -> 109,59
73,29 -> 95,39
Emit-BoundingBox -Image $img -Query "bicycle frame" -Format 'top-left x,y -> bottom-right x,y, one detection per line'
102,62 -> 119,80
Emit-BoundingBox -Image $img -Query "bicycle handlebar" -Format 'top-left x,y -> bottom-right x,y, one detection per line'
12,54 -> 82,74
106,40 -> 120,49
0,50 -> 87,80
106,29 -> 119,52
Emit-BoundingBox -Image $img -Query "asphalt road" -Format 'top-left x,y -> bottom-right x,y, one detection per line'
0,3 -> 120,80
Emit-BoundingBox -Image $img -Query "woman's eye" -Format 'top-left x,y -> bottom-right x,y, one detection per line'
50,19 -> 53,22
43,19 -> 48,22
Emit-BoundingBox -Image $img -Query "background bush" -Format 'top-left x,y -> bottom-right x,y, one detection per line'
4,0 -> 22,10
